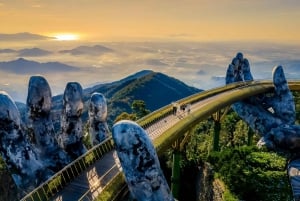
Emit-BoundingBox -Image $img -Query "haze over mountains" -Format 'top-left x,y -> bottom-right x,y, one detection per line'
1,32 -> 300,102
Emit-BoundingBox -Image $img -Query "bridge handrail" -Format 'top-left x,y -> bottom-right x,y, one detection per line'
137,80 -> 259,128
22,80 -> 243,200
98,80 -> 300,201
20,137 -> 115,201
154,80 -> 300,155
22,80 -> 300,200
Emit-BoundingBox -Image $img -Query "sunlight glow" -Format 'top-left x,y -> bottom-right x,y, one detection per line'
54,34 -> 79,41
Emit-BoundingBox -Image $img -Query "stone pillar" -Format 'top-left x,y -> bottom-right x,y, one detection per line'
58,82 -> 86,160
88,92 -> 110,146
171,151 -> 180,199
112,120 -> 174,201
26,76 -> 70,171
0,91 -> 52,193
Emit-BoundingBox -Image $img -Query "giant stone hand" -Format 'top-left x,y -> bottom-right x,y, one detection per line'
226,52 -> 300,200
112,120 -> 174,201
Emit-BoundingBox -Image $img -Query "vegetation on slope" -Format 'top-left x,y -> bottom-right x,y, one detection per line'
50,70 -> 201,127
172,105 -> 296,201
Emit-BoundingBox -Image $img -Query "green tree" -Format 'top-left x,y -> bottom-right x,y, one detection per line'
131,100 -> 150,119
208,147 -> 292,201
185,120 -> 214,164
232,120 -> 249,147
114,112 -> 136,123
221,111 -> 242,148
114,100 -> 150,123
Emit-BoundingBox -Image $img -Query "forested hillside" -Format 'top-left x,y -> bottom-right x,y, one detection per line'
163,91 -> 300,200
50,70 -> 201,127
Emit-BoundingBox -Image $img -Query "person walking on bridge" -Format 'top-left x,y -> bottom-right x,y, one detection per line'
172,102 -> 178,115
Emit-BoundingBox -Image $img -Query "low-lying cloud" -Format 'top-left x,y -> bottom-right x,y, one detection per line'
0,41 -> 300,102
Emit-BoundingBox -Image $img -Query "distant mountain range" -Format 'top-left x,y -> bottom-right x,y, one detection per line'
0,48 -> 52,57
0,58 -> 79,74
49,70 -> 202,128
0,45 -> 113,57
0,32 -> 54,41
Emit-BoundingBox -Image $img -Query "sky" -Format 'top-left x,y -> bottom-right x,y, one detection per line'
0,0 -> 300,102
1,0 -> 300,43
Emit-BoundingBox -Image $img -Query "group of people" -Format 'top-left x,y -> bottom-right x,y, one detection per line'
172,102 -> 191,116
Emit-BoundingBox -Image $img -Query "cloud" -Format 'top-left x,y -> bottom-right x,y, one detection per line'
168,33 -> 194,39
59,45 -> 113,56
197,70 -> 207,75
145,59 -> 168,66
0,32 -> 54,41
0,49 -> 16,54
1,41 -> 300,102
31,4 -> 41,8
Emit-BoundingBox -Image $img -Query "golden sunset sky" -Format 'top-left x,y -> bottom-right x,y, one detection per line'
1,0 -> 300,42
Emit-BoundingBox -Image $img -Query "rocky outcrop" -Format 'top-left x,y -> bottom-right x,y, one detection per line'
58,82 -> 87,160
88,92 -> 110,145
26,76 -> 70,171
0,91 -> 52,194
0,77 -> 109,196
112,120 -> 174,201
196,163 -> 225,201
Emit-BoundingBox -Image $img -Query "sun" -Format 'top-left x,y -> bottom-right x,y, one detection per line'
54,33 -> 79,41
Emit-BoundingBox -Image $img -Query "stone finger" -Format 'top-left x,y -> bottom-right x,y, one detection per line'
225,64 -> 235,84
271,66 -> 296,124
242,58 -> 253,81
112,120 -> 174,201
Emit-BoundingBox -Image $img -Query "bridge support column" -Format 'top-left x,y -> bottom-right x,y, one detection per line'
213,120 -> 221,151
171,150 -> 181,199
247,127 -> 254,146
212,107 -> 230,151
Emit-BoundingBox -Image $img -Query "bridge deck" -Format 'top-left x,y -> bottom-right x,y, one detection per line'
23,81 -> 300,201
48,90 -> 230,201
51,151 -> 119,201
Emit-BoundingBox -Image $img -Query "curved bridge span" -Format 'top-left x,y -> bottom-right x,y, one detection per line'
21,80 -> 300,201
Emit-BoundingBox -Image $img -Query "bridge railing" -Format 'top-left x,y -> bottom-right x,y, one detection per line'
20,137 -> 115,201
22,80 -> 300,200
137,81 -> 254,129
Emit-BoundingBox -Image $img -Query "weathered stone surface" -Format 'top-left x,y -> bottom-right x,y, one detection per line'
27,76 -> 70,171
196,163 -> 214,201
58,82 -> 86,160
226,53 -> 300,199
89,92 -> 110,145
112,120 -> 174,201
226,57 -> 296,149
226,52 -> 253,84
0,91 -> 52,193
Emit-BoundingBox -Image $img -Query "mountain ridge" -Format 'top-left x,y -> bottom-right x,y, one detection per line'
0,58 -> 80,74
49,70 -> 202,127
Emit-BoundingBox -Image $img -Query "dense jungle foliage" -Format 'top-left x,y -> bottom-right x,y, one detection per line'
167,91 -> 300,201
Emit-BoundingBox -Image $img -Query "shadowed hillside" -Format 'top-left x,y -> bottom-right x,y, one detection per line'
50,70 -> 202,128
